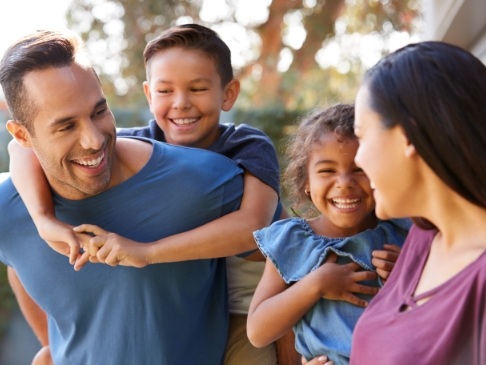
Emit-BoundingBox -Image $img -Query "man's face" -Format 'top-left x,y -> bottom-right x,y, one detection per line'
21,63 -> 117,199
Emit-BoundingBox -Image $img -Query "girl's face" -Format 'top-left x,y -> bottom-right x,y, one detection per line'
354,85 -> 415,220
306,131 -> 376,237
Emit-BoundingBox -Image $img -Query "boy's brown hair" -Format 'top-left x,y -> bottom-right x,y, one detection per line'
143,24 -> 233,87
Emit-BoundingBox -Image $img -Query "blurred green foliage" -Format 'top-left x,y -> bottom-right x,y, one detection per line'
0,264 -> 15,340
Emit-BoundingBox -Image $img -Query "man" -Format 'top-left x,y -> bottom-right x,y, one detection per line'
0,29 -> 243,364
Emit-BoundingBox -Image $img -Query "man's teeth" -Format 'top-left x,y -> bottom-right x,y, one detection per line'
173,118 -> 197,125
76,154 -> 104,167
331,198 -> 360,209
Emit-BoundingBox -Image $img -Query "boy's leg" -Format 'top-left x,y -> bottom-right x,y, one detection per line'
224,314 -> 278,365
276,330 -> 301,365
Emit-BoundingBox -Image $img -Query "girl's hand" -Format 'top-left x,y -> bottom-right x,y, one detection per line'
315,252 -> 378,307
372,244 -> 401,282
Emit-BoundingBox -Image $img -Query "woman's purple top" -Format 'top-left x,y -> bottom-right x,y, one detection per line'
350,224 -> 486,365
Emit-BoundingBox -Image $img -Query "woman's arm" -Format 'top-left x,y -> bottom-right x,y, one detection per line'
8,140 -> 81,264
75,172 -> 278,268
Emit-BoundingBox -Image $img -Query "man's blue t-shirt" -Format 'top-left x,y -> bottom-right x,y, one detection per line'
118,120 -> 280,195
0,139 -> 243,364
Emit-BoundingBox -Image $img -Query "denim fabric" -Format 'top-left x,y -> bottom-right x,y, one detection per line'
253,218 -> 411,364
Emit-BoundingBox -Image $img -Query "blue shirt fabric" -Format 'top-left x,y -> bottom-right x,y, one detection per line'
253,218 -> 411,364
118,120 -> 280,195
0,139 -> 243,365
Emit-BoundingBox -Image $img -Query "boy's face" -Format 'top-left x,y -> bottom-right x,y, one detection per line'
143,47 -> 239,149
8,63 -> 117,200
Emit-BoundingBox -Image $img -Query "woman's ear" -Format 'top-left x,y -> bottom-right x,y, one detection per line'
398,125 -> 417,158
6,120 -> 32,148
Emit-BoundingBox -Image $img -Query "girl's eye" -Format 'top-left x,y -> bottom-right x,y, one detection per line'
157,89 -> 171,94
354,167 -> 365,173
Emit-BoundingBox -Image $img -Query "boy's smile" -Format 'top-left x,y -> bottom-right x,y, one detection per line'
143,47 -> 239,149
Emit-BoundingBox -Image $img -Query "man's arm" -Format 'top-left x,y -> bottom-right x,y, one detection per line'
75,172 -> 278,268
7,267 -> 48,346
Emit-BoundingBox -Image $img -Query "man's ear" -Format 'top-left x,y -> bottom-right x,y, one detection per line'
142,81 -> 154,113
222,79 -> 240,112
6,120 -> 32,148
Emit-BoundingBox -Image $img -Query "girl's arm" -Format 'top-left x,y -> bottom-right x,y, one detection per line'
247,253 -> 380,347
8,140 -> 81,264
75,172 -> 278,269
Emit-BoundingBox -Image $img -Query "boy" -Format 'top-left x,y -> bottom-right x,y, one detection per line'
9,24 -> 298,364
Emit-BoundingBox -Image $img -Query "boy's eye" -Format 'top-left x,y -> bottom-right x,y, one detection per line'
191,87 -> 207,92
94,107 -> 108,117
157,89 -> 171,94
354,167 -> 365,173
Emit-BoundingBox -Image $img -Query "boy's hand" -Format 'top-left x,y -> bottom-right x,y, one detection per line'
372,243 -> 401,282
35,215 -> 82,265
73,224 -> 150,270
315,252 -> 378,307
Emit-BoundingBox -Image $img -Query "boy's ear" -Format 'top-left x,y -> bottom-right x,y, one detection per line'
6,120 -> 32,148
143,81 -> 154,112
222,79 -> 240,112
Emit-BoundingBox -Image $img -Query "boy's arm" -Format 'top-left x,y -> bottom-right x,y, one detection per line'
76,172 -> 277,268
8,140 -> 81,264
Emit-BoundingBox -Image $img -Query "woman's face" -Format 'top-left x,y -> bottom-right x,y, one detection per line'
354,85 -> 415,220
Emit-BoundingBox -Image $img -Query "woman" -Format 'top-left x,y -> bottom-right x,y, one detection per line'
305,41 -> 486,365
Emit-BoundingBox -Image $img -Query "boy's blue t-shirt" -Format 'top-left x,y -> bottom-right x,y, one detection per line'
0,140 -> 243,364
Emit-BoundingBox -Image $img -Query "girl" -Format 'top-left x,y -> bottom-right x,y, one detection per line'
247,104 -> 410,365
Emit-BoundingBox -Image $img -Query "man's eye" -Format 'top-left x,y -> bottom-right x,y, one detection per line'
59,124 -> 75,132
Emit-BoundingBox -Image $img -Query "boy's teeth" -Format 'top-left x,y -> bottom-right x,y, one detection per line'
173,118 -> 197,125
